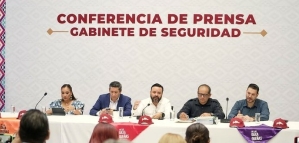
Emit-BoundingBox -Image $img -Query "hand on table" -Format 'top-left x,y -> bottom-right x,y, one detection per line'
72,109 -> 82,115
200,113 -> 212,117
100,108 -> 113,116
152,112 -> 162,119
243,115 -> 254,122
179,112 -> 189,120
235,111 -> 254,122
46,109 -> 52,115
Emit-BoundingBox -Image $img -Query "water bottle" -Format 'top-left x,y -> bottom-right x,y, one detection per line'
11,105 -> 15,113
170,106 -> 175,121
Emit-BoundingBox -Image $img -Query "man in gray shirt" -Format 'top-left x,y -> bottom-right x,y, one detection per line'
228,83 -> 270,121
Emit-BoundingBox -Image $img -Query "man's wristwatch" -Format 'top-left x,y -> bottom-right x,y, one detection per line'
210,113 -> 214,116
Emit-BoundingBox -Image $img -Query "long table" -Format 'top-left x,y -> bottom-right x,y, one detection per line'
1,114 -> 299,143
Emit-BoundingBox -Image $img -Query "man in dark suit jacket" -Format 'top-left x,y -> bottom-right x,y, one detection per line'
89,81 -> 132,116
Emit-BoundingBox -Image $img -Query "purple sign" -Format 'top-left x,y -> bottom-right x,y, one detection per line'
237,124 -> 282,143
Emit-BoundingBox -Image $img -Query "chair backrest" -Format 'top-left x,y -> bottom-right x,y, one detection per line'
17,110 -> 27,119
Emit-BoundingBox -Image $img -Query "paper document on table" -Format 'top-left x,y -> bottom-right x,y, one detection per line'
194,116 -> 216,125
176,119 -> 195,123
194,116 -> 214,120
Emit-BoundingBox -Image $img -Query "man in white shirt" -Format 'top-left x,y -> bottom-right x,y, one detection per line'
132,83 -> 171,119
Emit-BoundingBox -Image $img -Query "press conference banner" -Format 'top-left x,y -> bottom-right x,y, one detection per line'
5,0 -> 299,121
49,13 -> 258,37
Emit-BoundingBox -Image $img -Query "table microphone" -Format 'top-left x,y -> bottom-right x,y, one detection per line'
142,103 -> 150,116
221,97 -> 230,123
225,97 -> 229,119
35,92 -> 47,109
137,103 -> 150,119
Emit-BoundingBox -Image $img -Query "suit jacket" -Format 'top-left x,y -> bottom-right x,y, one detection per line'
89,93 -> 132,116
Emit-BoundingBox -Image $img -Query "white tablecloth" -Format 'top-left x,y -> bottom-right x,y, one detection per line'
41,115 -> 299,143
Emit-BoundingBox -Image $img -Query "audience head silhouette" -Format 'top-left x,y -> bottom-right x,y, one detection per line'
158,133 -> 186,143
18,109 -> 50,143
89,123 -> 119,143
185,123 -> 210,143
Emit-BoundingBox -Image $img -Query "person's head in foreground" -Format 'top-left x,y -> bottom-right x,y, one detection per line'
158,133 -> 186,143
89,123 -> 119,143
185,123 -> 210,143
13,109 -> 50,143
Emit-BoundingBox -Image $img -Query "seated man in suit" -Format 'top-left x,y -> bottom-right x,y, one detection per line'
228,83 -> 270,121
132,83 -> 171,119
177,84 -> 225,120
89,81 -> 132,116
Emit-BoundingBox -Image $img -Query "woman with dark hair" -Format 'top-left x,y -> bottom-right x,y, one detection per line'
185,123 -> 210,143
89,123 -> 119,143
46,84 -> 85,115
12,109 -> 50,143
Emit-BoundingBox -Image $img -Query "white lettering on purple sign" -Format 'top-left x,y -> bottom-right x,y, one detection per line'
251,130 -> 262,141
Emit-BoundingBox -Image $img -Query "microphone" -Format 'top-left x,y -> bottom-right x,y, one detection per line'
142,103 -> 150,116
221,97 -> 230,123
225,97 -> 229,119
35,92 -> 47,109
137,103 -> 150,119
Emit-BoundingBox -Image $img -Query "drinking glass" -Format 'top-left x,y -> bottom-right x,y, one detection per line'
255,113 -> 260,123
119,107 -> 124,119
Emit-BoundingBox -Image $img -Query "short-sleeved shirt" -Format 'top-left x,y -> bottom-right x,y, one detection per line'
49,99 -> 85,115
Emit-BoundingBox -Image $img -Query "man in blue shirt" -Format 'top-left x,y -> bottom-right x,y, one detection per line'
228,83 -> 270,121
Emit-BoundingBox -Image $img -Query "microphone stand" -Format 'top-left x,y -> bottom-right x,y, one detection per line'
35,92 -> 47,109
221,97 -> 230,123
137,103 -> 150,119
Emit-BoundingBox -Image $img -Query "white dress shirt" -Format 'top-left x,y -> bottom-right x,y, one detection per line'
133,97 -> 171,119
96,98 -> 119,116
109,98 -> 119,110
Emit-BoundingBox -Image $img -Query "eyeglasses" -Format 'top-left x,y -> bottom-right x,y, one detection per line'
198,93 -> 210,97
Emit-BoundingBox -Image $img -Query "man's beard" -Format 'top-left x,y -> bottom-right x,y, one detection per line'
246,98 -> 255,103
151,96 -> 161,103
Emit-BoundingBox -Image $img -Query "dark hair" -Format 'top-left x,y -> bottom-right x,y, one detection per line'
19,109 -> 49,143
185,123 -> 209,143
248,83 -> 259,94
151,83 -> 164,93
61,84 -> 77,100
198,84 -> 211,94
89,123 -> 119,143
109,81 -> 122,92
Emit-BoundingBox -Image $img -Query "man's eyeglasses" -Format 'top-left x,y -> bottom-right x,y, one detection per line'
198,93 -> 210,97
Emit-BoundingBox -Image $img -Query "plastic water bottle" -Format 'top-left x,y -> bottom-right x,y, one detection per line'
170,106 -> 175,121
11,105 -> 15,113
